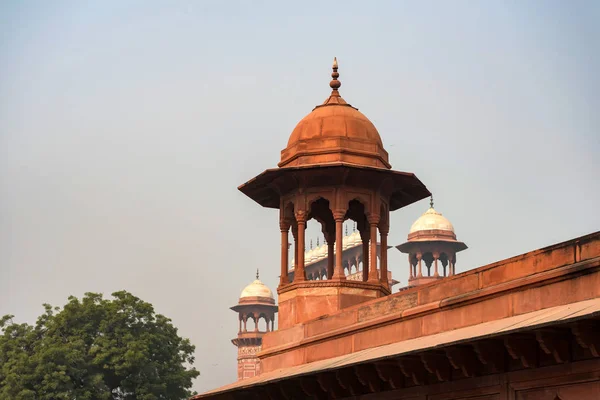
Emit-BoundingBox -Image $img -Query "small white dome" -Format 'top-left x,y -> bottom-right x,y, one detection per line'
306,248 -> 315,263
317,244 -> 328,259
240,279 -> 274,300
409,207 -> 454,234
350,231 -> 361,246
342,235 -> 351,249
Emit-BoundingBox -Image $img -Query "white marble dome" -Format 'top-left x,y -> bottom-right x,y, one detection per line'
317,243 -> 328,259
409,206 -> 454,234
349,230 -> 361,246
240,279 -> 274,300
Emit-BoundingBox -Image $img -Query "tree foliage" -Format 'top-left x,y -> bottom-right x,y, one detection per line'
0,291 -> 199,400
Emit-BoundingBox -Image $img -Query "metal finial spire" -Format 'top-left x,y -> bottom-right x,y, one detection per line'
430,195 -> 434,208
317,237 -> 320,246
345,224 -> 348,236
256,269 -> 259,280
330,57 -> 341,91
310,239 -> 313,250
353,222 -> 356,232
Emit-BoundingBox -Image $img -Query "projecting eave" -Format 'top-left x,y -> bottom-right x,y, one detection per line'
238,162 -> 431,211
230,304 -> 278,313
396,239 -> 468,253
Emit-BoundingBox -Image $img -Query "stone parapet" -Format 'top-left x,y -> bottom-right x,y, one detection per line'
259,231 -> 600,372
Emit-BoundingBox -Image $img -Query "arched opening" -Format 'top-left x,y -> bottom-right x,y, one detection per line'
346,199 -> 369,282
258,314 -> 268,332
379,202 -> 389,284
422,252 -> 434,277
439,253 -> 449,277
410,254 -> 418,278
357,254 -> 364,275
246,316 -> 256,332
307,197 -> 335,280
283,202 -> 295,284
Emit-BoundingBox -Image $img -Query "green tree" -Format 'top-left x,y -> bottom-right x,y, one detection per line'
0,291 -> 199,400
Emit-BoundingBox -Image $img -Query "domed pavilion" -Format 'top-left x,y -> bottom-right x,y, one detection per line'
238,58 -> 431,329
396,196 -> 467,286
229,271 -> 277,380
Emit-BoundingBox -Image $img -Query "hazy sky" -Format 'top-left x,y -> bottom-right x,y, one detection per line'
1,0 -> 599,394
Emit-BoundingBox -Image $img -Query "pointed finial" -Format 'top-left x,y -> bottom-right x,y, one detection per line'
256,269 -> 259,280
345,224 -> 348,236
353,222 -> 356,232
430,195 -> 434,208
310,239 -> 313,250
330,57 -> 341,91
317,237 -> 320,247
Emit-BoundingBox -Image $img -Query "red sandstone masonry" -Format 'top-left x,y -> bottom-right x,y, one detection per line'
261,267 -> 600,371
259,232 -> 600,372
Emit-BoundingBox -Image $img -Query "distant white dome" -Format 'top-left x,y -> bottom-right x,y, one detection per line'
240,279 -> 274,300
409,207 -> 454,234
317,243 -> 328,259
342,235 -> 351,249
349,231 -> 361,246
306,248 -> 316,263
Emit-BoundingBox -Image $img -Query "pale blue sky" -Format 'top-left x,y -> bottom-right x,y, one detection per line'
1,1 -> 599,393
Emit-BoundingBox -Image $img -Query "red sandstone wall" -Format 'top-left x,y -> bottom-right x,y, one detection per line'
236,345 -> 261,380
259,232 -> 600,372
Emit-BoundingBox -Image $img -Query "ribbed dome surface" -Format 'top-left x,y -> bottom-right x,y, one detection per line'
278,59 -> 390,169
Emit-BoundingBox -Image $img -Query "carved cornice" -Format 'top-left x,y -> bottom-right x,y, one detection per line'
277,279 -> 390,295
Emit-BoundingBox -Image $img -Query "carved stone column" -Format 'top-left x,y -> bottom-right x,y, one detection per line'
326,234 -> 335,279
332,211 -> 347,280
361,229 -> 369,282
379,224 -> 389,287
417,252 -> 423,278
433,252 -> 440,277
280,221 -> 290,285
294,210 -> 307,282
368,215 -> 380,282
291,224 -> 298,272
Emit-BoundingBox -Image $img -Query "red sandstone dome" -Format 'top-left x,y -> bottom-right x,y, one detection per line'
238,59 -> 430,212
279,58 -> 390,169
